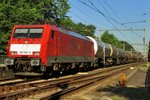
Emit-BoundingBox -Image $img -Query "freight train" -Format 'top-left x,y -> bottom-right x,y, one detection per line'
5,24 -> 142,76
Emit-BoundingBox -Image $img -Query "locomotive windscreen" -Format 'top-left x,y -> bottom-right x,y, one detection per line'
13,28 -> 43,38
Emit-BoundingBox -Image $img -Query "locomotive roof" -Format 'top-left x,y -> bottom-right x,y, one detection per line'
13,24 -> 91,41
59,27 -> 90,41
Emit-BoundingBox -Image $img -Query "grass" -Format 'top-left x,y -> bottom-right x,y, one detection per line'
138,63 -> 150,72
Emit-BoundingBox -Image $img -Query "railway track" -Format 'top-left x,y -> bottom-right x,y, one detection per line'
0,62 -> 143,100
39,65 -> 132,100
0,78 -> 17,83
0,78 -> 28,86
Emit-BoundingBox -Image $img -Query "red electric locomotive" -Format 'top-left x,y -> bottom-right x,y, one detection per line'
5,24 -> 95,76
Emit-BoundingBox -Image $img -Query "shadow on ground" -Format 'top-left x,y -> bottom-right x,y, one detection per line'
145,64 -> 150,91
96,64 -> 150,100
97,86 -> 150,100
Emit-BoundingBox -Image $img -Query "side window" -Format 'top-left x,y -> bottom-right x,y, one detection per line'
51,30 -> 55,39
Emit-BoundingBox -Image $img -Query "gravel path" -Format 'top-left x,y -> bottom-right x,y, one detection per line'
127,70 -> 147,86
62,64 -> 150,100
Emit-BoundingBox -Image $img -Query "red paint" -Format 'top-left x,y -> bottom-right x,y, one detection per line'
7,24 -> 94,66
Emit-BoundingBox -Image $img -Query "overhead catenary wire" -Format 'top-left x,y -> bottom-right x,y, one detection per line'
88,0 -> 144,47
83,0 -> 133,44
76,0 -> 145,51
68,11 -> 91,24
97,0 -> 113,19
77,0 -> 146,52
96,0 -> 138,40
101,0 -> 143,38
121,20 -> 146,25
80,0 -> 122,25
68,2 -> 109,27
102,0 -> 122,22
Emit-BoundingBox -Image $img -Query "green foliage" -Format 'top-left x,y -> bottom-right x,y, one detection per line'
74,23 -> 96,37
0,0 -> 96,54
0,32 -> 9,54
0,0 -> 70,31
0,0 -> 70,55
101,31 -> 122,48
60,18 -> 96,37
60,17 -> 76,30
120,41 -> 135,51
100,31 -> 134,51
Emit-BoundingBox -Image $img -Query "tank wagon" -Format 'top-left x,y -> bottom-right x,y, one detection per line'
5,24 -> 142,76
86,37 -> 137,66
86,36 -> 118,66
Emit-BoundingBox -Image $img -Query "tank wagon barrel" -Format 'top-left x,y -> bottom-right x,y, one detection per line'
86,36 -> 125,66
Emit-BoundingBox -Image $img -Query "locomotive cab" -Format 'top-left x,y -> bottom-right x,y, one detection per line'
5,25 -> 50,76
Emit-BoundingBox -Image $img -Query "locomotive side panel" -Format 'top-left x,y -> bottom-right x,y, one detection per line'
56,31 -> 94,63
46,26 -> 60,66
46,26 -> 59,56
47,28 -> 94,65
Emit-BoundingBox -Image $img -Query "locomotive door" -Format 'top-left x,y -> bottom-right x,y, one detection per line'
47,29 -> 58,57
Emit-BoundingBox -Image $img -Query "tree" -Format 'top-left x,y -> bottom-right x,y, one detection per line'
100,31 -> 135,51
0,32 -> 9,54
0,0 -> 70,33
60,18 -> 96,37
101,31 -> 122,48
73,23 -> 96,37
120,41 -> 135,51
0,0 -> 96,54
0,0 -> 70,54
60,17 -> 76,30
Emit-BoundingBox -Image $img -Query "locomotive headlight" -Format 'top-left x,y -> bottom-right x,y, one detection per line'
31,59 -> 40,66
5,59 -> 14,65
11,51 -> 17,55
33,52 -> 40,56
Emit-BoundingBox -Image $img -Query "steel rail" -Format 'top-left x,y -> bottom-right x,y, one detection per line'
0,62 -> 143,99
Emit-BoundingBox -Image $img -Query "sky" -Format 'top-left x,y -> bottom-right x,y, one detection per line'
67,0 -> 150,52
